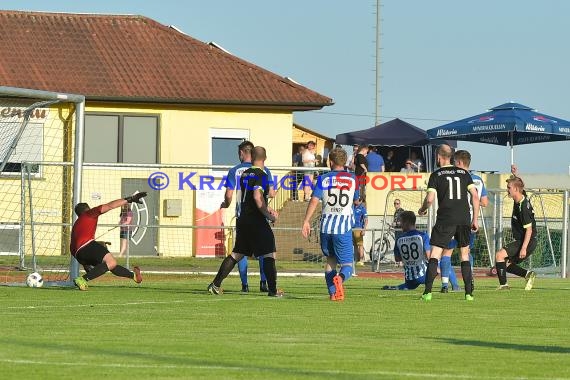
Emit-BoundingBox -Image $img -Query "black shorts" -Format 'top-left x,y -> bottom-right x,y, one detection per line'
430,224 -> 471,249
75,240 -> 109,266
233,218 -> 276,257
503,239 -> 537,264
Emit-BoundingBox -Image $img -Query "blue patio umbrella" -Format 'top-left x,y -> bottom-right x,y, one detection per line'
426,102 -> 570,164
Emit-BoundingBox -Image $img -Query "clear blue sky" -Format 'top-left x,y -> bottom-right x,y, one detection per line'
2,0 -> 569,174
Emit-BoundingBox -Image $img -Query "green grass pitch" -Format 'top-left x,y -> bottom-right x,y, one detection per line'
1,275 -> 570,379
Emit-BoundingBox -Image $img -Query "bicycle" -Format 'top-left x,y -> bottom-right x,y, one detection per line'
369,222 -> 397,264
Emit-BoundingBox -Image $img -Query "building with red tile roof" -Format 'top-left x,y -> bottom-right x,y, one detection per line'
0,10 -> 332,109
0,10 -> 334,257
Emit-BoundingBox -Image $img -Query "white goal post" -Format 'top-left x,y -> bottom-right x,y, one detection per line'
0,86 -> 85,286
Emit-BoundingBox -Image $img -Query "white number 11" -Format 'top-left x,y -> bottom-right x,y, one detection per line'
446,177 -> 461,200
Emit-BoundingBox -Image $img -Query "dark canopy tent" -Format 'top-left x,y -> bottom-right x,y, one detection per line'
335,118 -> 455,172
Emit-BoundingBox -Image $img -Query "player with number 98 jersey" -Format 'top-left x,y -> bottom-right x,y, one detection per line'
382,211 -> 431,290
394,231 -> 431,283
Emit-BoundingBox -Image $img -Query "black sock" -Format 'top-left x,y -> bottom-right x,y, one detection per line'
263,257 -> 277,293
111,265 -> 134,279
496,261 -> 507,285
84,262 -> 109,281
461,261 -> 473,295
507,263 -> 528,278
213,256 -> 238,287
423,258 -> 439,294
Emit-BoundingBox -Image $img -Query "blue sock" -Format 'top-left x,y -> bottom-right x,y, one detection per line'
325,270 -> 337,295
258,257 -> 266,282
439,257 -> 451,288
447,259 -> 459,289
441,256 -> 459,289
339,265 -> 353,282
237,256 -> 248,285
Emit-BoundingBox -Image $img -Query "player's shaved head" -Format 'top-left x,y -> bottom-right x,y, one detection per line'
437,144 -> 453,159
252,146 -> 267,161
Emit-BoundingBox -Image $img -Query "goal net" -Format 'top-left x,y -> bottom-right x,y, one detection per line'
0,87 -> 84,286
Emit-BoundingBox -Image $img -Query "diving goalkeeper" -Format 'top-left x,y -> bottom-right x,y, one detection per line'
70,192 -> 147,290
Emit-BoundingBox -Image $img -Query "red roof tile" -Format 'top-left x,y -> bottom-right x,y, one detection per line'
0,11 -> 333,110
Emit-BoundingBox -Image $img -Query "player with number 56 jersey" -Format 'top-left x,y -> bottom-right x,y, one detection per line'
302,148 -> 359,301
314,170 -> 358,234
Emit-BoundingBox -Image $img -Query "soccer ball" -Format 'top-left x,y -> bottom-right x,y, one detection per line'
26,272 -> 43,288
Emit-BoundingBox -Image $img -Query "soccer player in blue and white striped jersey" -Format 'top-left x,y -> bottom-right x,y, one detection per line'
302,148 -> 358,301
382,211 -> 431,290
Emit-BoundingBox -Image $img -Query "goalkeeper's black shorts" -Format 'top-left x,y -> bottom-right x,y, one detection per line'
75,240 -> 109,266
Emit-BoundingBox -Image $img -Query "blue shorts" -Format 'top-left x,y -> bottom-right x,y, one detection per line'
398,275 -> 426,290
320,231 -> 353,265
447,231 -> 476,250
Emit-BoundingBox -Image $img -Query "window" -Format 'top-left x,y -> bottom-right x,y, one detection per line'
0,111 -> 44,175
209,129 -> 249,176
84,114 -> 159,164
212,138 -> 243,166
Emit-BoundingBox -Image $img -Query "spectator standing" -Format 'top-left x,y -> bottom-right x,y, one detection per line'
384,150 -> 396,172
302,141 -> 318,201
347,144 -> 359,171
410,151 -> 424,172
291,145 -> 304,201
118,204 -> 133,258
366,145 -> 385,172
354,145 -> 368,200
352,197 -> 368,266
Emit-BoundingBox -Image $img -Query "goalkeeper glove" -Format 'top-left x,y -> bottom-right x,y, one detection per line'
124,192 -> 147,204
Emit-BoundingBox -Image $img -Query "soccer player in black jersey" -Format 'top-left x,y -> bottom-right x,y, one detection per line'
418,144 -> 479,301
494,165 -> 537,291
208,146 -> 282,297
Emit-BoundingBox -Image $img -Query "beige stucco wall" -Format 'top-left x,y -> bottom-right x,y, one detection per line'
0,101 -> 295,257
82,103 -> 293,257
